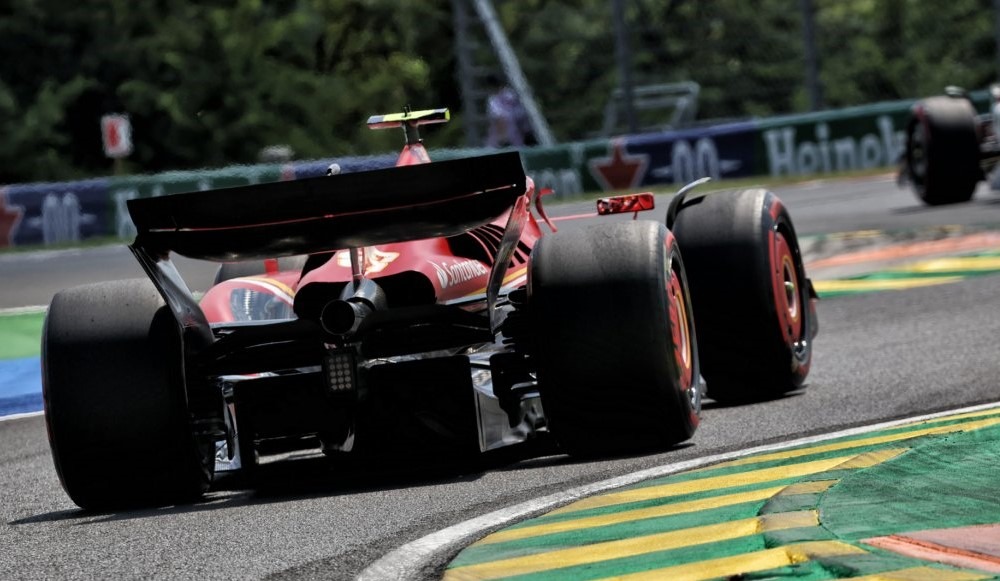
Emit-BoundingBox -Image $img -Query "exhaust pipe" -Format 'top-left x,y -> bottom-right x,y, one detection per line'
320,278 -> 387,337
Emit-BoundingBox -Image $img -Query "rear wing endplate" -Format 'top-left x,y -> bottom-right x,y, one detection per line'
128,151 -> 525,262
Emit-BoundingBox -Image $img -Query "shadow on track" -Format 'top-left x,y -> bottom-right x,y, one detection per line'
9,437 -> 565,525
700,388 -> 806,410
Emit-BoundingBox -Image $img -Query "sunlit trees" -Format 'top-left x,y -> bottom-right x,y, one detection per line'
1,0 -> 997,183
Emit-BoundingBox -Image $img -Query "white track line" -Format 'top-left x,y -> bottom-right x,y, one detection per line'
356,401 -> 1000,581
0,410 -> 43,423
0,306 -> 47,316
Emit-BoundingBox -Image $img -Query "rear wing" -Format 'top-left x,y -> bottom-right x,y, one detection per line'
128,151 -> 526,262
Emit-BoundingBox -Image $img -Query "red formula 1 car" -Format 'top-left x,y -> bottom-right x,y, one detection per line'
42,108 -> 818,510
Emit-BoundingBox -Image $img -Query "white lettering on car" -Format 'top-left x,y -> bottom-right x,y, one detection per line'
431,260 -> 489,289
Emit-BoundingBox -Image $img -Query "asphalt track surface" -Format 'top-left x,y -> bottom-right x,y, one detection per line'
3,174 -> 1000,580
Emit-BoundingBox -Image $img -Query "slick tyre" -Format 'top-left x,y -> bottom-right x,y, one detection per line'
529,221 -> 701,457
906,96 -> 981,205
671,189 -> 815,403
43,279 -> 213,510
213,255 -> 308,285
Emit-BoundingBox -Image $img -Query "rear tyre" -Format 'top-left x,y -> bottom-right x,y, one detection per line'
213,255 -> 308,285
529,221 -> 701,456
906,96 -> 981,205
671,189 -> 815,403
43,279 -> 213,510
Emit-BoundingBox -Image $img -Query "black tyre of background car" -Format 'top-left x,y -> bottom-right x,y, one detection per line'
671,188 -> 814,403
43,279 -> 213,510
906,95 -> 981,206
529,221 -> 701,456
213,255 -> 309,285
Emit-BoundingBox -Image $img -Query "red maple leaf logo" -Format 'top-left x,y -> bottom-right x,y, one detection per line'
589,139 -> 649,191
0,188 -> 24,248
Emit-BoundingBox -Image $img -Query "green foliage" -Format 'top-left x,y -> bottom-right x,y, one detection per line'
0,0 -> 451,182
1,0 -> 998,183
816,0 -> 998,107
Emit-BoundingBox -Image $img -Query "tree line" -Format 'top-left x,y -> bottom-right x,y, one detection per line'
1,0 -> 995,184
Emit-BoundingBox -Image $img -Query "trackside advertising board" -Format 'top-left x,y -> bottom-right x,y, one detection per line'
0,94 -> 988,249
518,103 -> 912,196
0,155 -> 395,248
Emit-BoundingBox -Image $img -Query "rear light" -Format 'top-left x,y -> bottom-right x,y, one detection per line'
323,350 -> 358,393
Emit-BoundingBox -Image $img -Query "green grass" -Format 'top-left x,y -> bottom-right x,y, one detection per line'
0,312 -> 45,359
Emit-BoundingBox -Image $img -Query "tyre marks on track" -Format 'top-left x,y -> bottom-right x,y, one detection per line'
811,251 -> 1000,297
806,229 -> 1000,297
443,408 -> 1000,581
